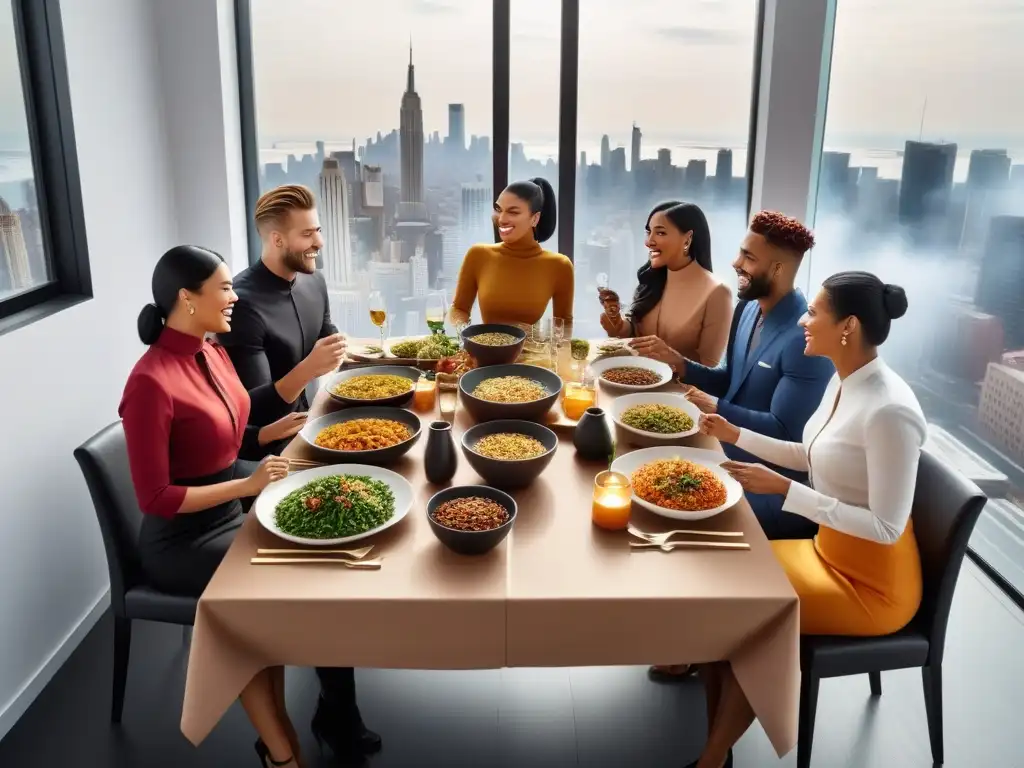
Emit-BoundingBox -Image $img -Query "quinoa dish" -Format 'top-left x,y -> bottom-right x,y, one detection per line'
631,458 -> 728,512
314,418 -> 413,451
471,376 -> 548,403
620,404 -> 694,434
473,433 -> 548,460
601,367 -> 664,387
431,496 -> 510,532
468,332 -> 519,346
331,374 -> 413,400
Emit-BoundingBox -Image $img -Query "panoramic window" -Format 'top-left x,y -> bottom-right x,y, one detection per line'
248,0 -> 493,339
571,0 -> 760,338
812,0 -> 1024,595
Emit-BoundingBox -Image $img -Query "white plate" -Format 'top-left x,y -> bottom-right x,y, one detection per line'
253,464 -> 413,546
589,356 -> 673,391
610,446 -> 743,521
611,392 -> 700,440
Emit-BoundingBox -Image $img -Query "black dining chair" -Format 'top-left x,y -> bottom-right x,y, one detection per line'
797,449 -> 987,768
74,422 -> 198,723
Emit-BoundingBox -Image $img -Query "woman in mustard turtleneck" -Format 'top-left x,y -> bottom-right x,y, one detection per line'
449,177 -> 574,334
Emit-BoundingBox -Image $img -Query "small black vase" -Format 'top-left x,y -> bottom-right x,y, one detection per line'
424,420 -> 458,484
573,407 -> 614,461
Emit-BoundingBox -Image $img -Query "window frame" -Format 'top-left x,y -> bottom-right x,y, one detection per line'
0,0 -> 91,336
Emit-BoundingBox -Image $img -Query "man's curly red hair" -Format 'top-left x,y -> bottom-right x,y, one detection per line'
749,211 -> 815,254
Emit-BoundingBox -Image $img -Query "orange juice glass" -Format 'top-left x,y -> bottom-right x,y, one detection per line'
592,470 -> 632,530
562,381 -> 596,421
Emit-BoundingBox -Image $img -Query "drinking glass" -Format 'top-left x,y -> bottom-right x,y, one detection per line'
368,291 -> 387,349
425,290 -> 447,335
596,272 -> 609,291
551,317 -> 566,345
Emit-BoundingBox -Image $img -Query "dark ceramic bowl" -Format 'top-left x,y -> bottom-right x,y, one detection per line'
426,485 -> 518,556
457,363 -> 562,422
460,323 -> 527,367
460,420 -> 558,489
298,406 -> 422,465
325,365 -> 419,408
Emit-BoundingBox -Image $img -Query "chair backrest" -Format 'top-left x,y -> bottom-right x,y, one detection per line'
911,449 -> 987,665
74,422 -> 144,617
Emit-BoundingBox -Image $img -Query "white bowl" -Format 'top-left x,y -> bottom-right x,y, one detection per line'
253,463 -> 413,546
610,446 -> 743,521
589,356 -> 674,391
611,392 -> 700,440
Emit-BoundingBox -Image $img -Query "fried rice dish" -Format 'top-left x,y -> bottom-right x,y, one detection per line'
631,458 -> 728,512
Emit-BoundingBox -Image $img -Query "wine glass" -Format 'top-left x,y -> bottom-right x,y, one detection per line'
552,317 -> 566,345
596,272 -> 609,291
425,290 -> 447,335
368,291 -> 387,350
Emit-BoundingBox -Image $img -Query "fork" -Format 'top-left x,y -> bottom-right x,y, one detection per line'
627,524 -> 743,545
629,541 -> 749,552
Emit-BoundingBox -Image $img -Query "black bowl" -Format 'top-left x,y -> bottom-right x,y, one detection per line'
460,420 -> 558,489
461,323 -> 527,366
298,406 -> 422,465
457,363 -> 562,422
426,485 -> 518,556
325,365 -> 420,408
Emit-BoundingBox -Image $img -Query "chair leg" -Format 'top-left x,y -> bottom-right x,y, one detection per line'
869,671 -> 882,697
112,616 -> 132,724
922,664 -> 944,765
797,672 -> 820,768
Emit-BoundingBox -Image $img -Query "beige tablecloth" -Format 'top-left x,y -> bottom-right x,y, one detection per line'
181,372 -> 799,756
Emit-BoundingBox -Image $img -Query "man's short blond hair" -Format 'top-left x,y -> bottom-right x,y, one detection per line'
254,184 -> 316,233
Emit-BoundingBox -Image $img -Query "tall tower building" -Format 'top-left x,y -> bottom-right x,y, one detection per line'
461,183 -> 492,251
600,135 -> 611,169
447,104 -> 466,151
400,43 -> 425,207
318,158 -> 354,289
715,149 -> 733,182
0,197 -> 32,293
630,123 -> 642,173
898,140 -> 957,228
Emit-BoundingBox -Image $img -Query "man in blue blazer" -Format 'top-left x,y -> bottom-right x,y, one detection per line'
638,211 -> 833,540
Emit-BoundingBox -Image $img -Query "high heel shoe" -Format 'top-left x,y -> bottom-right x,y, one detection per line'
254,738 -> 295,767
682,748 -> 733,768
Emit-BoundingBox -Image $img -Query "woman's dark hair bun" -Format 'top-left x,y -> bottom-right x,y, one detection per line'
882,284 -> 908,320
137,303 -> 166,345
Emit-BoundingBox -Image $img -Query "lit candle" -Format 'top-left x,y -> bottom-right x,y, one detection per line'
592,470 -> 632,530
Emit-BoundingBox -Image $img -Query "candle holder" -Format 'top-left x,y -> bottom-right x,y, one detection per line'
592,470 -> 632,530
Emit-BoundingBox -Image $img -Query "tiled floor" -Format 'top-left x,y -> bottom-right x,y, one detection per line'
1,561 -> 1021,767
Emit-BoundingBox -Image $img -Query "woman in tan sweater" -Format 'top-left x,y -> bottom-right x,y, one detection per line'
600,201 -> 732,369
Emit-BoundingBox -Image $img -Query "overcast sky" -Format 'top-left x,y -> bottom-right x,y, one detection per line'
249,0 -> 1024,151
2,0 -> 1023,153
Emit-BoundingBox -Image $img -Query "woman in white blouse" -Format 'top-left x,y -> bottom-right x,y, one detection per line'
684,271 -> 926,768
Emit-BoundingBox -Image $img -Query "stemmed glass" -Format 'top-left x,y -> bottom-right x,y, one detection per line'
368,290 -> 387,350
425,290 -> 447,335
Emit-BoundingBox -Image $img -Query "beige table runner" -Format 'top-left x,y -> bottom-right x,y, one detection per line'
181,366 -> 798,756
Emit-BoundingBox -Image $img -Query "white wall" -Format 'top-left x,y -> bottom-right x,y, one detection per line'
0,0 -> 246,738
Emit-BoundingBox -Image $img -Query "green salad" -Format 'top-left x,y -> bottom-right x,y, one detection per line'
274,474 -> 395,539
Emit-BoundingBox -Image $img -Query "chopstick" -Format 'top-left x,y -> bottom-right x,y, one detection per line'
250,557 -> 383,568
629,541 -> 750,551
256,546 -> 373,559
287,458 -> 325,471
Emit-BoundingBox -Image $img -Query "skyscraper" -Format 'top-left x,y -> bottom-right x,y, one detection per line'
0,197 -> 32,293
400,43 -> 425,208
447,104 -> 466,151
318,158 -> 354,289
461,182 -> 491,253
898,140 -> 957,228
630,123 -> 641,173
600,135 -> 611,169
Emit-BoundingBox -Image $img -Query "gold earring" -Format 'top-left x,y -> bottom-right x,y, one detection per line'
187,301 -> 195,316
841,332 -> 848,346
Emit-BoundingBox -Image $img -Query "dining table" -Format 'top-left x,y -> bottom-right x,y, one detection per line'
180,353 -> 801,757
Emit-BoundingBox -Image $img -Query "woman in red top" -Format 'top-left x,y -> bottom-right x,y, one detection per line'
120,246 -> 304,767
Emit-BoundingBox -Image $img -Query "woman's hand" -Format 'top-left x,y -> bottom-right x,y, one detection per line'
698,413 -> 740,444
629,335 -> 683,369
243,456 -> 290,496
598,289 -> 627,336
720,461 -> 791,496
258,412 -> 308,446
685,386 -> 718,414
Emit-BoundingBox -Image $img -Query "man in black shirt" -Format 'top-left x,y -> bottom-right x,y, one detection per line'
220,184 -> 380,761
